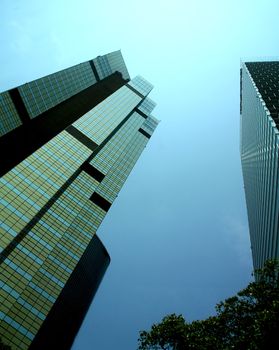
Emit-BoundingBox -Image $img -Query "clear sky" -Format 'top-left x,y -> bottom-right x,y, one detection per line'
1,1 -> 279,349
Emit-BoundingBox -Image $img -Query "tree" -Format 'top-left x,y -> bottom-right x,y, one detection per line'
0,338 -> 12,350
138,260 -> 279,350
139,314 -> 187,350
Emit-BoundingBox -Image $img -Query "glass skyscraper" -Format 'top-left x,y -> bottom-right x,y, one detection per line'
0,50 -> 159,349
240,60 -> 279,273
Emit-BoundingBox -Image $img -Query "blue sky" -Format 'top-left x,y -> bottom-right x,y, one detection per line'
1,1 -> 279,349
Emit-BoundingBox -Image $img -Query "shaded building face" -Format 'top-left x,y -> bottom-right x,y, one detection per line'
240,61 -> 279,273
0,51 -> 158,350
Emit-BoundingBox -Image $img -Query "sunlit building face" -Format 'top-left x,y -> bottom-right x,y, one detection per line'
0,51 -> 158,350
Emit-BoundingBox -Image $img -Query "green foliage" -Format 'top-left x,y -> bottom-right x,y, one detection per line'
139,314 -> 187,350
0,338 -> 12,350
138,260 -> 279,350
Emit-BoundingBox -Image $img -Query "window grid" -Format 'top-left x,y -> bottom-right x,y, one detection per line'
96,133 -> 148,202
241,64 -> 279,270
128,75 -> 153,96
0,170 -> 106,346
0,92 -> 22,136
90,112 -> 144,174
137,97 -> 156,116
0,131 -> 91,252
18,62 -> 96,119
106,51 -> 130,80
140,115 -> 159,135
73,86 -> 142,144
0,67 -> 157,348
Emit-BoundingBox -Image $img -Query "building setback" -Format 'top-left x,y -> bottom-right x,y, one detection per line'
0,51 -> 159,349
240,60 -> 279,273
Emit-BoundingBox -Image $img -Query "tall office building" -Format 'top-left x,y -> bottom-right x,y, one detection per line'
240,60 -> 279,272
0,51 -> 159,350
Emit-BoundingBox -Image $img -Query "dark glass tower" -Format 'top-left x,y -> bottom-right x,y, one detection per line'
0,51 -> 158,349
240,60 -> 279,272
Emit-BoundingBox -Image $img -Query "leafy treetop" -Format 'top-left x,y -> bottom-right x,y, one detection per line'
138,260 -> 279,350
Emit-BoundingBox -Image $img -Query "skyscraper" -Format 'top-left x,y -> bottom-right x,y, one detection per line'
0,51 -> 159,350
240,60 -> 279,273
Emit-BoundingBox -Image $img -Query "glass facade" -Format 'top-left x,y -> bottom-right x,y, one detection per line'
240,61 -> 279,272
127,75 -> 154,97
18,62 -> 97,119
0,92 -> 22,137
0,52 -> 158,349
137,96 -> 157,116
73,84 -> 142,145
0,50 -> 129,138
93,51 -> 130,81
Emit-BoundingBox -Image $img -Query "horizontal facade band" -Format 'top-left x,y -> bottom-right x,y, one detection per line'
28,234 -> 110,350
89,60 -> 100,82
0,95 -> 143,264
80,162 -> 105,182
66,126 -> 98,151
138,128 -> 151,138
9,88 -> 31,124
0,169 -> 81,265
0,72 -> 126,177
135,108 -> 148,119
126,83 -> 145,99
90,192 -> 112,212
